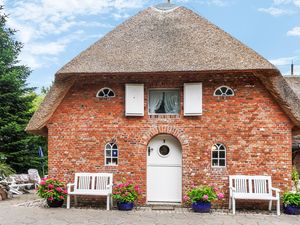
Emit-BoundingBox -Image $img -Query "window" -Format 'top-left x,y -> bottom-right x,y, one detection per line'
211,143 -> 226,167
97,87 -> 115,98
105,143 -> 118,166
214,86 -> 234,97
148,89 -> 180,114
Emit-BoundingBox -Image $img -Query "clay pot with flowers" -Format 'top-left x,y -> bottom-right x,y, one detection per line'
112,179 -> 141,211
36,177 -> 68,207
184,185 -> 224,213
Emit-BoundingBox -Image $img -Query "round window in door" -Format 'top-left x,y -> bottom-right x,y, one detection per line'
158,145 -> 170,157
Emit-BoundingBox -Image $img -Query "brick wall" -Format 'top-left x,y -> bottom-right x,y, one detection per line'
47,73 -> 293,206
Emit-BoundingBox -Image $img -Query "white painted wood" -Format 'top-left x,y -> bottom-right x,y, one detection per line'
184,83 -> 202,116
125,84 -> 144,116
147,134 -> 182,203
229,175 -> 280,215
67,173 -> 113,210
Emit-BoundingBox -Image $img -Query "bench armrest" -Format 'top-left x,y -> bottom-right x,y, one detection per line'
271,187 -> 281,198
67,183 -> 75,193
271,187 -> 281,192
229,186 -> 236,191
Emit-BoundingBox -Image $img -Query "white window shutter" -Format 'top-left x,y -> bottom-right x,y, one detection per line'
125,84 -> 144,116
184,83 -> 202,116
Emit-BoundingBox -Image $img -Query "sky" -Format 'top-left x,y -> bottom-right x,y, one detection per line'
1,0 -> 300,91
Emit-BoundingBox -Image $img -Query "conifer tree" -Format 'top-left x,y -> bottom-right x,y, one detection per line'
0,6 -> 47,173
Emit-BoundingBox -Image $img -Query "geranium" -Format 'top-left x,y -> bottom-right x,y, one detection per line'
112,178 -> 140,203
36,177 -> 67,201
186,185 -> 224,203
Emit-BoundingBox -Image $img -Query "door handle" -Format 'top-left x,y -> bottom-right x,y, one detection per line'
148,147 -> 152,156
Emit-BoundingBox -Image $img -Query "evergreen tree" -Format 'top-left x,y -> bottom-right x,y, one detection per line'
0,6 -> 47,173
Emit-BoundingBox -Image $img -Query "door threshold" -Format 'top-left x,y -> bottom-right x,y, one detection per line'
147,201 -> 181,206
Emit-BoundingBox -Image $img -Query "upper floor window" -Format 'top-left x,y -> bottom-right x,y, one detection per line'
97,87 -> 115,98
211,143 -> 226,167
148,89 -> 180,115
214,86 -> 234,97
105,143 -> 118,166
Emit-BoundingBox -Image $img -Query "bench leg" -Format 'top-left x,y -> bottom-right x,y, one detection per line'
232,198 -> 236,215
110,195 -> 113,209
229,196 -> 232,210
269,200 -> 272,211
67,195 -> 70,209
277,198 -> 280,216
107,195 -> 110,210
74,196 -> 78,206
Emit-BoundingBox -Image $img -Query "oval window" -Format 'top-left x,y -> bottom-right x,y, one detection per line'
159,145 -> 170,157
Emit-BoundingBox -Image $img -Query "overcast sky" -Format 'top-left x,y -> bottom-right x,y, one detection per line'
1,0 -> 300,90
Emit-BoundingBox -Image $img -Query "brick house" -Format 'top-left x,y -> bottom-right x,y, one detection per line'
27,3 -> 300,205
285,76 -> 300,173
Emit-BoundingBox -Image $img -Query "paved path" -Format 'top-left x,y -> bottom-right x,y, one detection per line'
0,194 -> 299,225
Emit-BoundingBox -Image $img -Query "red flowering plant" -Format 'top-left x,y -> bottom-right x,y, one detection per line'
36,177 -> 68,202
184,185 -> 224,205
112,179 -> 141,203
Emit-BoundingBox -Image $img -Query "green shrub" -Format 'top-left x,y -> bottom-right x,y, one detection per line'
283,192 -> 300,207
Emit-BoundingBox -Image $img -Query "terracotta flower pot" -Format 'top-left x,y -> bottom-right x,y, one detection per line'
47,199 -> 64,208
192,202 -> 211,213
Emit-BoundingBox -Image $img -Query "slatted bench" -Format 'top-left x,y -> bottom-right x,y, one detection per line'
229,175 -> 280,215
67,173 -> 113,210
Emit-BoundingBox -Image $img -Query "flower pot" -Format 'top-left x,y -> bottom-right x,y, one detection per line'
47,199 -> 64,208
192,202 -> 211,213
283,204 -> 300,215
117,202 -> 134,211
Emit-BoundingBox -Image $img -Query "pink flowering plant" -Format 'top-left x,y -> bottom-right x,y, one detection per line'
112,179 -> 141,203
36,177 -> 67,201
184,185 -> 224,204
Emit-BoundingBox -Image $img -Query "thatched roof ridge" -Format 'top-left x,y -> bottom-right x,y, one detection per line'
56,6 -> 275,77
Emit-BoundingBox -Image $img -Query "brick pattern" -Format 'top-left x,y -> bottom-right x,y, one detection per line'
47,73 -> 293,206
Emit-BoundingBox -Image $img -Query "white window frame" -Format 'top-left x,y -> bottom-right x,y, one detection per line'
213,86 -> 234,97
148,88 -> 180,115
96,87 -> 115,98
211,143 -> 226,168
104,143 -> 118,166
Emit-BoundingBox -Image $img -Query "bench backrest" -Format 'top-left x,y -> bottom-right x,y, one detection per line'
229,175 -> 272,196
74,173 -> 113,194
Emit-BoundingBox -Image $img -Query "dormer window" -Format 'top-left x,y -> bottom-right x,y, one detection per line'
97,88 -> 115,98
214,86 -> 234,97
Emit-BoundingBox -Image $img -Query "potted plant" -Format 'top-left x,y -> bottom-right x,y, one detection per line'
184,185 -> 224,213
36,177 -> 67,208
112,179 -> 141,211
283,166 -> 300,215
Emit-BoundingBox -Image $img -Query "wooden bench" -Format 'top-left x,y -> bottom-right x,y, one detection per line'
229,175 -> 280,215
67,173 -> 113,210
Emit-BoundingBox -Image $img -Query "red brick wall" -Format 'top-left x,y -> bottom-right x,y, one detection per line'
47,73 -> 293,206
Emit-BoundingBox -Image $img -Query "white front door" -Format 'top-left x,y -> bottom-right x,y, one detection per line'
147,134 -> 182,203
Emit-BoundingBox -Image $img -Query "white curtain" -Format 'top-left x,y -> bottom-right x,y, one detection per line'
149,91 -> 163,113
164,91 -> 179,114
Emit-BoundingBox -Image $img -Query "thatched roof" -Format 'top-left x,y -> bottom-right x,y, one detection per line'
56,5 -> 276,77
26,4 -> 300,135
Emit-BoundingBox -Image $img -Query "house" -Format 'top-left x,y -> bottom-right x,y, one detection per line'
27,3 -> 300,205
285,76 -> 300,172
